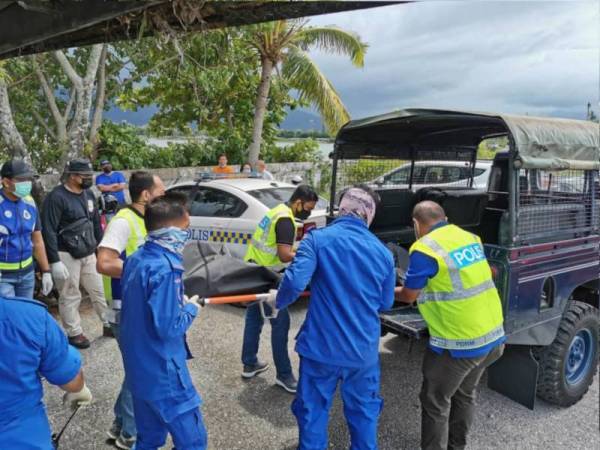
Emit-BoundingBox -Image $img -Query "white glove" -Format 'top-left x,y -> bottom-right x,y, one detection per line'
183,294 -> 200,307
63,384 -> 92,411
51,261 -> 70,282
41,272 -> 54,296
265,289 -> 278,311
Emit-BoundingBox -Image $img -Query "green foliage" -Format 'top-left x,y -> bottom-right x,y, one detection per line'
96,121 -> 220,169
343,160 -> 391,185
116,30 -> 295,164
478,137 -> 508,160
264,138 -> 321,163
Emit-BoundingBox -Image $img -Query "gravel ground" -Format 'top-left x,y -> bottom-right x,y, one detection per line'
45,299 -> 599,450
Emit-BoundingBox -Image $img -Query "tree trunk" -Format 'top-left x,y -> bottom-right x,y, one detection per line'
89,44 -> 107,161
55,44 -> 103,166
247,56 -> 274,164
0,78 -> 31,164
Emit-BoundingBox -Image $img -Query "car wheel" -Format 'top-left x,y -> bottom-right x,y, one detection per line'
536,301 -> 599,406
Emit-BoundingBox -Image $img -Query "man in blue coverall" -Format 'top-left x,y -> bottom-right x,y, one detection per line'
0,296 -> 93,449
275,185 -> 396,450
120,192 -> 207,450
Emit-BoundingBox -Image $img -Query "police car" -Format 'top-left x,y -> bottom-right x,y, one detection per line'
168,176 -> 328,258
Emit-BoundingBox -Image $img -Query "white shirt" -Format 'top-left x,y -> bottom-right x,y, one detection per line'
260,170 -> 274,181
98,216 -> 132,254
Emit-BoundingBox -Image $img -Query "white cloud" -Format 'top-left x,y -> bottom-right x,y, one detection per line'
305,0 -> 599,120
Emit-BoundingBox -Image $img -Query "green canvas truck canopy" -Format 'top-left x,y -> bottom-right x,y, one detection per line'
334,109 -> 600,170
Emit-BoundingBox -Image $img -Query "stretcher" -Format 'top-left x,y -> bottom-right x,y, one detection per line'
199,288 -> 429,340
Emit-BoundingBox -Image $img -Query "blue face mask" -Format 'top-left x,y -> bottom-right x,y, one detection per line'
147,226 -> 189,256
14,181 -> 32,198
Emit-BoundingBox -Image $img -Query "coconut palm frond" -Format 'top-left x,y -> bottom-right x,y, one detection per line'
294,26 -> 367,67
283,46 -> 350,133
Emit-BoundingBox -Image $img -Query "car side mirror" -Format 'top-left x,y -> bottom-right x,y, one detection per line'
376,177 -> 384,186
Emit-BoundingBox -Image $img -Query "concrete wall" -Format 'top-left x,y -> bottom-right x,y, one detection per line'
36,162 -> 328,202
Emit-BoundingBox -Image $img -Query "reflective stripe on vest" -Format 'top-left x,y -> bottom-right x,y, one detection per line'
410,224 -> 504,351
244,203 -> 295,267
0,256 -> 33,271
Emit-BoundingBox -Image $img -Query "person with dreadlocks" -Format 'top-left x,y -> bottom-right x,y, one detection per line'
274,184 -> 396,450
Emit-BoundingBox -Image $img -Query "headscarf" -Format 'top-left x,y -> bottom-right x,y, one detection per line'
339,187 -> 377,226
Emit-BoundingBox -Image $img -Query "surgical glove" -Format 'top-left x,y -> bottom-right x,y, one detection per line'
51,261 -> 70,282
41,272 -> 54,296
63,384 -> 92,411
183,294 -> 200,307
265,289 -> 278,311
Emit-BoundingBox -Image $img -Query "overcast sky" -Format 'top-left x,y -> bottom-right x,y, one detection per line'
306,0 -> 599,120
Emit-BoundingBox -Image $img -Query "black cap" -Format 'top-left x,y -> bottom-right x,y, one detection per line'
65,158 -> 93,174
1,159 -> 34,178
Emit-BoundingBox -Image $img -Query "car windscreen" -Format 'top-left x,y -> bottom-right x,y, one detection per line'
248,188 -> 328,209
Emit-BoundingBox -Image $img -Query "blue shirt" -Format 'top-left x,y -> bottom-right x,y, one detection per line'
405,221 -> 505,358
0,190 -> 41,271
277,215 -> 396,368
0,297 -> 81,427
96,171 -> 126,204
120,242 -> 201,420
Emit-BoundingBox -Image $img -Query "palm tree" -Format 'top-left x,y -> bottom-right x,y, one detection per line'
244,20 -> 367,163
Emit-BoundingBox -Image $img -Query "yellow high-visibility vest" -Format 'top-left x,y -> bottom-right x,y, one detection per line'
244,203 -> 295,268
103,207 -> 147,303
410,224 -> 504,351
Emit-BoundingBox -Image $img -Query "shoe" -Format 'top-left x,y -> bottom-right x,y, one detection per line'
275,375 -> 298,394
68,334 -> 90,349
115,433 -> 136,449
107,422 -> 121,440
242,361 -> 269,379
103,325 -> 115,338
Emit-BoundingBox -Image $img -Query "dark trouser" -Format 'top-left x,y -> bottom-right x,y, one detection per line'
241,303 -> 292,379
420,344 -> 504,450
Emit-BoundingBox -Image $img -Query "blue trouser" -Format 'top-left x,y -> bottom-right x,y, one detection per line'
241,303 -> 292,379
292,357 -> 383,450
131,397 -> 207,450
111,322 -> 137,439
1,402 -> 53,450
0,267 -> 35,299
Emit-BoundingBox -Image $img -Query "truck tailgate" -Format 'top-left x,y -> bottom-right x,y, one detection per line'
380,306 -> 428,339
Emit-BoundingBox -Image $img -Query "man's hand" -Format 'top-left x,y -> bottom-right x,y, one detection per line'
41,272 -> 54,296
63,384 -> 92,411
51,261 -> 70,282
183,294 -> 201,307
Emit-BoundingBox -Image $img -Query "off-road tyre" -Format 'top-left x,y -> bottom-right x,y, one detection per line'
535,301 -> 599,407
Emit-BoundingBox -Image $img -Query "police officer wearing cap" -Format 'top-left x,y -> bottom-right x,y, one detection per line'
0,159 -> 53,299
41,158 -> 109,349
0,295 -> 93,449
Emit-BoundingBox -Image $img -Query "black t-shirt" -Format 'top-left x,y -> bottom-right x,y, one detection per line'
275,217 -> 295,246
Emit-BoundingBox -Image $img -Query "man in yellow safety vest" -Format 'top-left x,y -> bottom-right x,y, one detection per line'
96,171 -> 165,449
396,200 -> 505,450
242,185 -> 319,394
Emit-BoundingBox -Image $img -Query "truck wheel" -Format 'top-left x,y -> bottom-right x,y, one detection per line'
536,301 -> 599,406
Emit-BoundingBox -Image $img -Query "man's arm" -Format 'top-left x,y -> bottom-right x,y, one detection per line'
96,218 -> 130,278
40,311 -> 82,387
96,248 -> 123,278
276,234 -> 317,310
32,230 -> 51,272
41,193 -> 62,264
148,271 -> 198,339
394,250 -> 437,305
396,287 -> 421,304
381,257 -> 396,311
275,218 -> 296,263
89,192 -> 103,244
97,184 -> 112,193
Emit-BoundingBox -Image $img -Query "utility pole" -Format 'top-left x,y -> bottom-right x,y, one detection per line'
587,102 -> 592,120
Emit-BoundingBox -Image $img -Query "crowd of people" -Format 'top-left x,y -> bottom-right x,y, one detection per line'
0,154 -> 505,450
